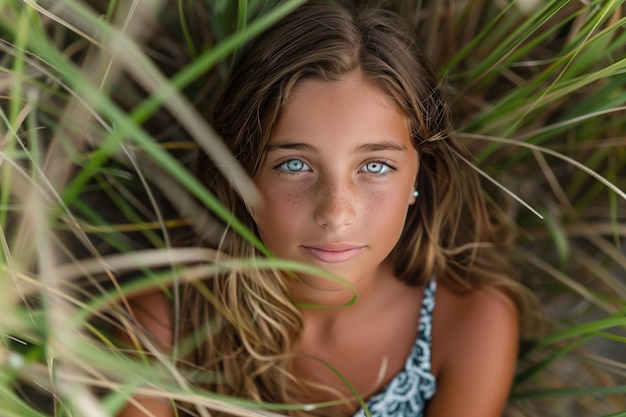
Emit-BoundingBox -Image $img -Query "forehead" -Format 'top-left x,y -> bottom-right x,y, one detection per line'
270,71 -> 411,148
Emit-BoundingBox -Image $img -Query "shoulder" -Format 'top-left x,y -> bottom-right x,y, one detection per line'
427,281 -> 519,417
432,283 -> 519,375
118,289 -> 173,351
116,290 -> 175,416
434,282 -> 519,344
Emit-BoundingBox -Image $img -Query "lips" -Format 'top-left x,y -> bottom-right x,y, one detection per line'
302,244 -> 365,263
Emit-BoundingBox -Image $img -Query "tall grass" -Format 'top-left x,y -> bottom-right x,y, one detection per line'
1,0 -> 625,416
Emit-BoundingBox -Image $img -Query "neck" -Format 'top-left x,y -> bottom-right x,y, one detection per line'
287,258 -> 396,323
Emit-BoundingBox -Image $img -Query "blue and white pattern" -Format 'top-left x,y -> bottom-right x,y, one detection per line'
353,279 -> 437,417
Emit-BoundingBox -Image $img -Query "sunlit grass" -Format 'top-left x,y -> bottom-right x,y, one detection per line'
1,0 -> 625,416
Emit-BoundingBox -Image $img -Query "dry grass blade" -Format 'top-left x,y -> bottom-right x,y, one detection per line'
459,133 -> 626,201
518,248 -> 616,313
451,147 -> 545,218
27,0 -> 262,212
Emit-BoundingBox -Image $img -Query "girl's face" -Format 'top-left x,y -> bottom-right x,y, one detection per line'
253,71 -> 419,294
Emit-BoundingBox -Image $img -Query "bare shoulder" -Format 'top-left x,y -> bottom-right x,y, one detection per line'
115,290 -> 175,416
427,282 -> 520,417
433,282 -> 518,348
118,289 -> 173,351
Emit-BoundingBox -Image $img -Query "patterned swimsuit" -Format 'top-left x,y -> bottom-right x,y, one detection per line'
352,279 -> 437,417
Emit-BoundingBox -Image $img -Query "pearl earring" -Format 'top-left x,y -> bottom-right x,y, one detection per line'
412,190 -> 419,198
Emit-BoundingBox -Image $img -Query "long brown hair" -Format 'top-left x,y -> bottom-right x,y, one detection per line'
183,0 -> 538,413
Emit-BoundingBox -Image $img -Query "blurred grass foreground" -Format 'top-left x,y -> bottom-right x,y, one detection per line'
1,0 -> 626,416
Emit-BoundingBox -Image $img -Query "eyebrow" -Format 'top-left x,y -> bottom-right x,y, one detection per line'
266,141 -> 316,152
355,140 -> 407,153
267,139 -> 407,153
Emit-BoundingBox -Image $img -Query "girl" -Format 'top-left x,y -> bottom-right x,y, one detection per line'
118,1 -> 538,416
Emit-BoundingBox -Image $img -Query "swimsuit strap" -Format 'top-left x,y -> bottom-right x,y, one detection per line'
417,277 -> 437,371
352,277 -> 438,417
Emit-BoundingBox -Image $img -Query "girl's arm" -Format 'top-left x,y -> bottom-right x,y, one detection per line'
427,287 -> 520,417
115,289 -> 176,417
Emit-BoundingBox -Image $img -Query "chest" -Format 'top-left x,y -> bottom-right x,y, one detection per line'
291,285 -> 424,411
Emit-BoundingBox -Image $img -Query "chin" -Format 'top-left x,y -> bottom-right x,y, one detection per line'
286,274 -> 359,306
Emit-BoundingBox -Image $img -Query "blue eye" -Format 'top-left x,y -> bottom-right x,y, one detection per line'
361,161 -> 392,174
279,159 -> 310,172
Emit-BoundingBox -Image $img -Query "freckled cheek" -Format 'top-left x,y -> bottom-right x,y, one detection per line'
358,190 -> 387,223
282,191 -> 308,221
256,187 -> 308,238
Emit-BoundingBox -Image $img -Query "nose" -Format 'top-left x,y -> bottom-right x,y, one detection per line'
313,175 -> 357,230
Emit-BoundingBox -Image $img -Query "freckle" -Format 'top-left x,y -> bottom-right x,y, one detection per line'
287,193 -> 305,211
